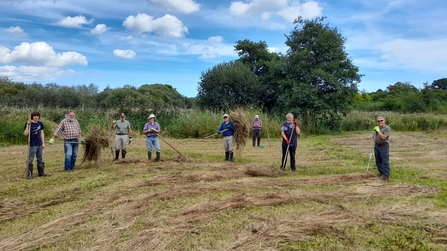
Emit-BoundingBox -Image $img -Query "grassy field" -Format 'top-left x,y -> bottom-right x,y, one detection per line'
1,131 -> 447,250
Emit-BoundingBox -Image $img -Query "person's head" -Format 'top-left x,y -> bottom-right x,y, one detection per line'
68,111 -> 75,119
377,116 -> 385,126
255,115 -> 259,120
223,114 -> 229,121
30,111 -> 40,121
286,113 -> 294,123
148,114 -> 156,122
120,113 -> 126,121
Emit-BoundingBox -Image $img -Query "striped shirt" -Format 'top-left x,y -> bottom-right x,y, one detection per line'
52,118 -> 82,139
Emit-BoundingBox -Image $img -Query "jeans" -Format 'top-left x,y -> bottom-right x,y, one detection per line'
374,144 -> 390,177
146,137 -> 160,152
64,139 -> 79,170
28,146 -> 43,164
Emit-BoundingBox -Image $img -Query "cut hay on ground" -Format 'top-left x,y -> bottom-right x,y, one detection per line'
229,109 -> 249,151
81,125 -> 110,164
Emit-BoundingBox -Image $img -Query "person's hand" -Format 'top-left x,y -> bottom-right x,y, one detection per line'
80,139 -> 86,145
217,129 -> 221,134
150,128 -> 155,132
294,120 -> 298,127
48,138 -> 55,145
285,138 -> 289,145
112,120 -> 116,124
374,126 -> 380,132
129,137 -> 133,142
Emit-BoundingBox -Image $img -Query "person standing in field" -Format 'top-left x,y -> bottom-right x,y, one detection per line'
143,114 -> 161,161
111,112 -> 133,161
280,113 -> 300,171
23,111 -> 49,179
48,111 -> 84,172
251,115 -> 262,147
373,116 -> 391,181
217,113 -> 235,162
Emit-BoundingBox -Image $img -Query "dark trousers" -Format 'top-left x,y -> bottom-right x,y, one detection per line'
281,144 -> 296,170
374,144 -> 390,177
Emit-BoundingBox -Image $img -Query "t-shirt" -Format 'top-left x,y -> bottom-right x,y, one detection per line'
24,121 -> 44,147
374,125 -> 391,144
115,120 -> 131,135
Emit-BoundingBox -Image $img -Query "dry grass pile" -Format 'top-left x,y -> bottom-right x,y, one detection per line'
81,125 -> 110,164
229,109 -> 249,150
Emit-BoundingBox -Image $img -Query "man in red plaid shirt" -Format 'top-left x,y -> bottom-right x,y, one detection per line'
49,111 -> 83,172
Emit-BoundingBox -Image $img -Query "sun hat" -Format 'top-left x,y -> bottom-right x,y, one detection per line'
255,115 -> 259,118
148,114 -> 156,119
223,114 -> 229,118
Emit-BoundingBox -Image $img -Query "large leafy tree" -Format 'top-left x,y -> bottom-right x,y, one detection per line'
234,39 -> 286,111
197,60 -> 260,110
279,16 -> 362,131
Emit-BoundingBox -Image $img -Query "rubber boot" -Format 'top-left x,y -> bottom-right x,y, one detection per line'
252,139 -> 256,147
27,164 -> 33,179
156,152 -> 161,162
229,152 -> 234,162
113,150 -> 119,161
225,151 -> 229,161
122,150 -> 126,159
37,162 -> 49,177
148,152 -> 152,160
257,138 -> 260,147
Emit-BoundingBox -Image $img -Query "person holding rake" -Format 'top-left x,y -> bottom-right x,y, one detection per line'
280,113 -> 300,171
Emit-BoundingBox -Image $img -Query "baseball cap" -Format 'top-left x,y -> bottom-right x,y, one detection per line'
223,114 -> 228,118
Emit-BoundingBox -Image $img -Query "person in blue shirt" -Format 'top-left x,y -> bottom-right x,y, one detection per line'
23,111 -> 49,179
218,113 -> 235,162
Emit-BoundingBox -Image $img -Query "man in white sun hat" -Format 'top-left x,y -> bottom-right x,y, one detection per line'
143,114 -> 161,161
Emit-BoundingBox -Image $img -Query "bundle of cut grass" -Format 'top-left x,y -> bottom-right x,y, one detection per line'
229,109 -> 249,151
81,125 -> 110,164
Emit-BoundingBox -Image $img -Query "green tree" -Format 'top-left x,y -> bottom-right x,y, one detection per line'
278,16 -> 362,131
431,78 -> 447,90
234,40 -> 286,111
197,61 -> 260,110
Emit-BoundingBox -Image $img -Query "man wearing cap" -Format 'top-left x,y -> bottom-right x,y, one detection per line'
217,114 -> 235,162
143,114 -> 161,161
251,115 -> 262,147
373,116 -> 391,181
111,113 -> 133,161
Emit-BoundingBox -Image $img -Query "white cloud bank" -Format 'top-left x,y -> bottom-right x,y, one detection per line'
123,13 -> 188,38
113,49 -> 136,59
151,0 -> 200,14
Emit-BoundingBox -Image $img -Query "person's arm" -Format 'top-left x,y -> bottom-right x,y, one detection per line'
41,129 -> 46,149
23,121 -> 31,136
128,127 -> 133,137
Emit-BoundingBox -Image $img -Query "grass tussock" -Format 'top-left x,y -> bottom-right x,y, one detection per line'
81,125 -> 110,164
229,109 -> 250,150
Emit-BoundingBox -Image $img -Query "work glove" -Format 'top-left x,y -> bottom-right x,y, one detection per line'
150,128 -> 155,131
285,138 -> 289,145
294,120 -> 298,127
80,140 -> 86,145
112,120 -> 116,124
374,126 -> 380,132
129,137 -> 133,142
48,138 -> 55,145
217,129 -> 221,134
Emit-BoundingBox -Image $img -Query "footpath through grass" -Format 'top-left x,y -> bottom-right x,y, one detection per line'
1,132 -> 447,250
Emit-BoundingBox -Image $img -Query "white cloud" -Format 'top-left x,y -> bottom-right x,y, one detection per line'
208,36 -> 223,43
0,65 -> 75,82
186,36 -> 235,59
0,42 -> 87,67
276,1 -> 323,22
151,0 -> 200,14
123,13 -> 188,38
113,49 -> 136,59
57,15 -> 94,28
229,0 -> 322,22
4,26 -> 27,37
91,24 -> 110,35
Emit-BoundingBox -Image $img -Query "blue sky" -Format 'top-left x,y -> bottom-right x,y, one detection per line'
1,0 -> 446,97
